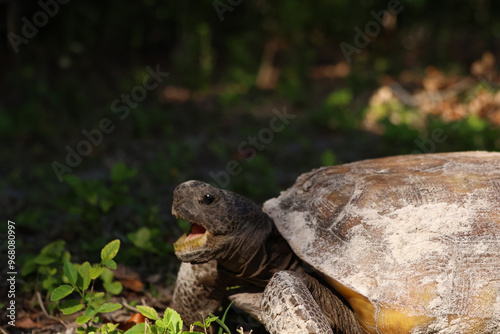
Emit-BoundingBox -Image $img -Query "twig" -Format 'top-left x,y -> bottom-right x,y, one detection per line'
36,291 -> 69,328
121,297 -> 139,313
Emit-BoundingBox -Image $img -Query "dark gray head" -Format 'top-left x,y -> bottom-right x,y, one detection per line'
172,180 -> 272,264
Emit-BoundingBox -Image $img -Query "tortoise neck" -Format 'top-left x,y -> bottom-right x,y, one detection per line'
218,216 -> 300,286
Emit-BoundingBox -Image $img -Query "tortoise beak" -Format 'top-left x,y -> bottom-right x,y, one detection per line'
173,228 -> 211,254
172,211 -> 212,256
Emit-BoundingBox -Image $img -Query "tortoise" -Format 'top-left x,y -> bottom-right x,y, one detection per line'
171,151 -> 500,333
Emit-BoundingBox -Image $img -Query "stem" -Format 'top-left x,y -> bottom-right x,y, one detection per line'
35,291 -> 69,328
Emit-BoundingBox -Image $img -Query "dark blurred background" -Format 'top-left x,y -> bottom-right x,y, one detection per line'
1,0 -> 500,330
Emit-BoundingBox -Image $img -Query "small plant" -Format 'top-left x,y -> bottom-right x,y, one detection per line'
22,240 -> 71,313
22,240 -> 69,291
128,305 -> 233,334
50,239 -> 123,333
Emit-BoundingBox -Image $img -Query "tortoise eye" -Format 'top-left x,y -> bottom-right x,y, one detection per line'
202,194 -> 215,205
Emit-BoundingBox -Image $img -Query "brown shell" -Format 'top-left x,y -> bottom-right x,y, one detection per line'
263,152 -> 500,333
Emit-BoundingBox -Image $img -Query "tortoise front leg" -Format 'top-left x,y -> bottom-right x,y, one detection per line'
172,261 -> 225,328
261,271 -> 363,334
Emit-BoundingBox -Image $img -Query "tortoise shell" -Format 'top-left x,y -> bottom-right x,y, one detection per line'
263,152 -> 500,333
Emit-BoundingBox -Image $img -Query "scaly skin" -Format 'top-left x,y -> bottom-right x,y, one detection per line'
171,180 -> 363,333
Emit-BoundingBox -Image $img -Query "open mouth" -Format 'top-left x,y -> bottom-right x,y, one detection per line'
186,223 -> 206,241
173,219 -> 211,253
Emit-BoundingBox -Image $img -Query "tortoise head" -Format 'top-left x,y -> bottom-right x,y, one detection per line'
172,180 -> 271,264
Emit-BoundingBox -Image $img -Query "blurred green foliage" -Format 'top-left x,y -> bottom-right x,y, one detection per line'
1,0 -> 499,283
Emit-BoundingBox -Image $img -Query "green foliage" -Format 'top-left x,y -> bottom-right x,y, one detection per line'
325,89 -> 353,108
230,155 -> 280,202
216,301 -> 234,334
129,306 -> 234,334
57,162 -> 175,262
61,163 -> 137,222
134,307 -> 198,334
45,239 -> 123,333
111,163 -> 138,183
321,150 -> 337,166
127,227 -> 173,255
50,284 -> 75,301
99,323 -> 121,334
311,87 -> 360,131
22,240 -> 71,309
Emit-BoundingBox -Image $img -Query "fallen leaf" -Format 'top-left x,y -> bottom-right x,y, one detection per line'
121,278 -> 145,292
16,315 -> 42,329
118,312 -> 146,331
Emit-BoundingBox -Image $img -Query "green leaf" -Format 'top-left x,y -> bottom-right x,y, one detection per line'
21,258 -> 37,276
89,266 -> 104,280
217,300 -> 233,334
213,315 -> 231,334
76,306 -> 98,325
129,227 -> 152,249
42,276 -> 58,291
321,149 -> 337,166
124,323 -> 146,334
100,199 -> 113,213
97,302 -> 122,313
207,316 -> 219,330
86,192 -> 99,206
63,261 -> 78,286
466,115 -> 487,132
39,240 -> 66,256
62,251 -> 71,262
325,88 -> 353,107
87,325 -> 99,333
137,305 -> 159,320
102,259 -> 117,270
34,253 -> 57,265
85,291 -> 105,302
103,281 -> 123,295
39,266 -> 57,276
77,261 -> 92,291
99,267 -> 114,283
111,162 -> 137,183
155,319 -> 166,328
76,314 -> 93,325
101,323 -> 120,333
50,285 -> 74,301
101,239 -> 120,262
64,175 -> 83,191
163,308 -> 183,333
60,299 -> 84,315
